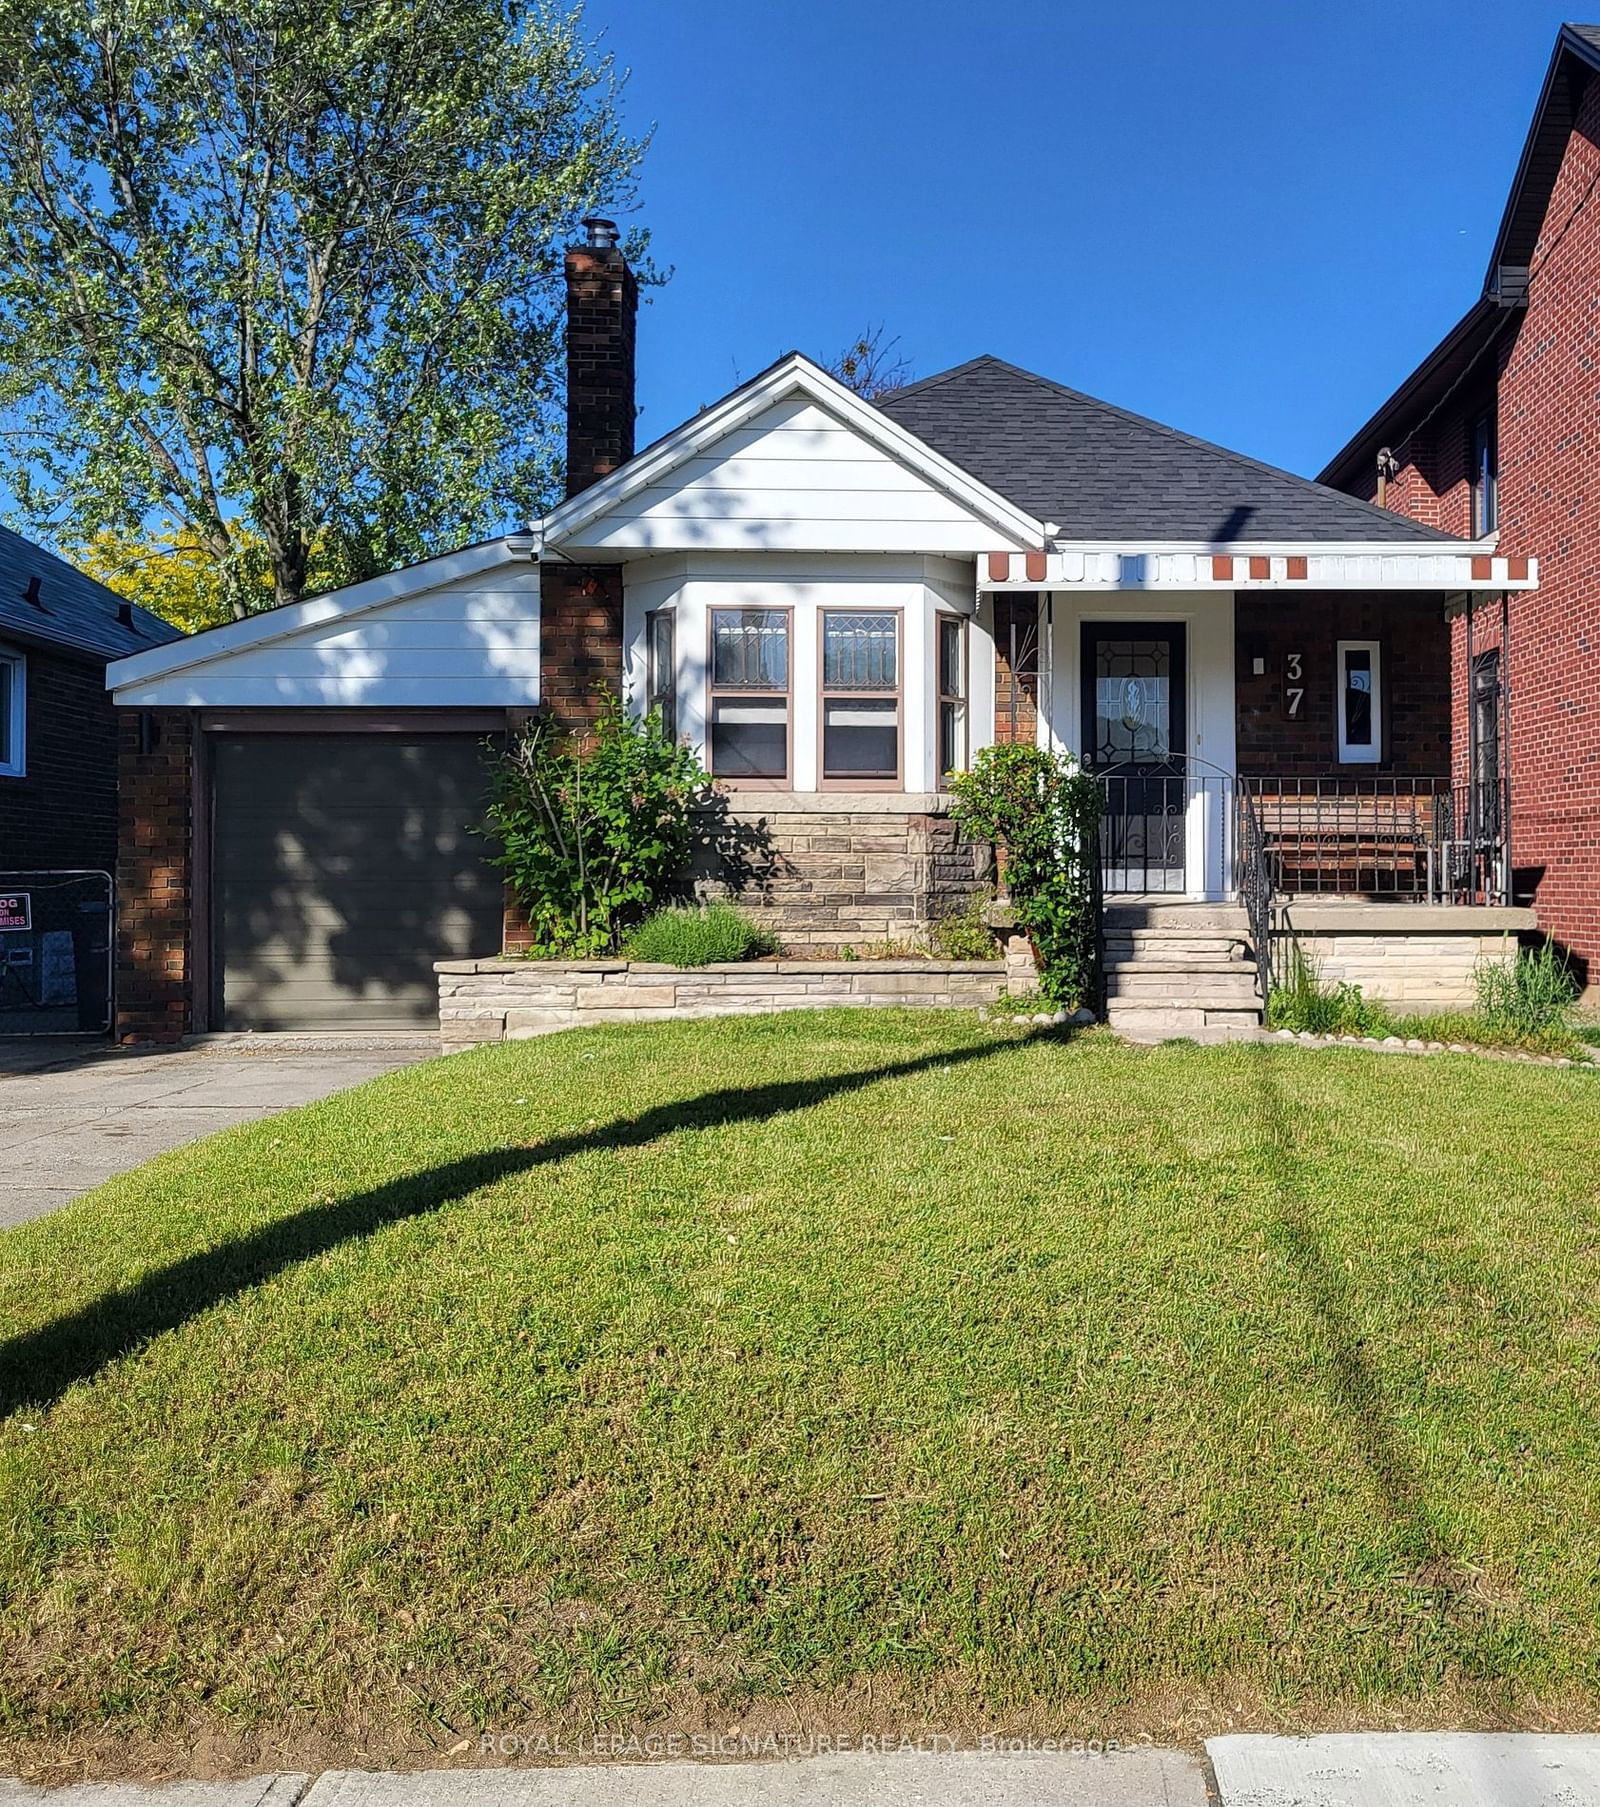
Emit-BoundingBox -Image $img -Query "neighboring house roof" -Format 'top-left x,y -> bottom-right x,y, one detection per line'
0,525 -> 180,661
876,356 -> 1459,544
1320,23 -> 1600,490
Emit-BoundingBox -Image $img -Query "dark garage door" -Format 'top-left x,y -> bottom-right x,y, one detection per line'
212,733 -> 505,1029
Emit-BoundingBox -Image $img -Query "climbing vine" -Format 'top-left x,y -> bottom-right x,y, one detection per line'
948,745 -> 1103,1006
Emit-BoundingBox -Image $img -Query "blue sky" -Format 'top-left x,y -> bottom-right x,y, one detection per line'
602,0 -> 1579,479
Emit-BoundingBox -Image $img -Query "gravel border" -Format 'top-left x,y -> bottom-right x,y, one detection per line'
1265,1027 -> 1596,1067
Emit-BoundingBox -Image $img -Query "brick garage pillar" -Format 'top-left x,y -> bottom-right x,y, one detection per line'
114,708 -> 194,1042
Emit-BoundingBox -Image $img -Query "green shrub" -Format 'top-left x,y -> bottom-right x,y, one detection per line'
484,698 -> 707,956
928,891 -> 997,961
1475,940 -> 1579,1038
624,902 -> 776,967
1266,945 -> 1393,1037
947,747 -> 1102,1007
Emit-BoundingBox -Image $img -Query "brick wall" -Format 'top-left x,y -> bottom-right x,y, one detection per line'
538,561 -> 623,737
0,646 -> 118,872
1235,591 -> 1452,776
114,708 -> 193,1042
992,595 -> 1039,745
1340,77 -> 1600,974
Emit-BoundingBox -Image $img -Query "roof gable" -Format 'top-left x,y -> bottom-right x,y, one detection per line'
877,357 -> 1460,544
1321,24 -> 1600,489
543,354 -> 1046,555
107,535 -> 536,698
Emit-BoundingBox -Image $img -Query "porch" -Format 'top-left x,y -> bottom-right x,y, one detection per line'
975,554 -> 1537,1029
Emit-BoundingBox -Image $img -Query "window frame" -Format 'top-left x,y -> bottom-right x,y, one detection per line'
0,647 -> 25,778
936,611 -> 969,783
644,608 -> 676,743
1335,638 -> 1383,765
1471,410 -> 1498,537
817,605 -> 903,791
706,604 -> 793,788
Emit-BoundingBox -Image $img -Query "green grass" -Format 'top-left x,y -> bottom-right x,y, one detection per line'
2,1012 -> 1599,1770
622,901 -> 777,966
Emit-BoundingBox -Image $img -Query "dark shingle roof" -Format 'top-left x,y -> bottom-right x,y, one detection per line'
0,525 -> 180,661
876,356 -> 1460,543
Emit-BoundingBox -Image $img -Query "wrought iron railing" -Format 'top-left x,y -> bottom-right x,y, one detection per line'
1235,788 -> 1275,1000
1093,765 -> 1235,897
1240,777 -> 1505,905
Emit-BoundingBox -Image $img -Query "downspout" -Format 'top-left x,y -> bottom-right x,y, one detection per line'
1465,588 -> 1478,902
1500,588 -> 1513,907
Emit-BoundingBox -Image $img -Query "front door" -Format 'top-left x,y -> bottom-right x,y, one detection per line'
1082,622 -> 1189,893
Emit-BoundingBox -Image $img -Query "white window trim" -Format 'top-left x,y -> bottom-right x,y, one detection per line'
0,647 -> 25,778
1336,638 -> 1382,765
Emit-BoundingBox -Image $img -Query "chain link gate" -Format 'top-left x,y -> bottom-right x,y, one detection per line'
0,870 -> 114,1034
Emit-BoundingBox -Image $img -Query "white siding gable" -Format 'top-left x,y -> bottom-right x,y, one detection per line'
568,397 -> 1015,555
111,564 -> 540,707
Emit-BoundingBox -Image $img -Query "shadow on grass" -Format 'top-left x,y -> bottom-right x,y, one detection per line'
1244,1042 -> 1444,1567
0,1029 -> 1056,1420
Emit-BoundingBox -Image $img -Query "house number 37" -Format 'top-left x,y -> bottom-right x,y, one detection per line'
1284,652 -> 1304,720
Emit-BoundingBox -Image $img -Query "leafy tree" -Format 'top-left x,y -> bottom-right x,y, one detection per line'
826,323 -> 913,400
0,0 -> 649,618
73,524 -> 273,632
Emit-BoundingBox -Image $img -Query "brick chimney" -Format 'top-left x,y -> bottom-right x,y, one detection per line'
535,217 -> 633,748
564,217 -> 637,498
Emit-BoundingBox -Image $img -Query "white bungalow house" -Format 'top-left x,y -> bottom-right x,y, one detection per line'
106,222 -> 1536,1038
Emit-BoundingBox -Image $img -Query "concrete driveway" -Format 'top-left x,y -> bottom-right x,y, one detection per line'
0,1035 -> 437,1228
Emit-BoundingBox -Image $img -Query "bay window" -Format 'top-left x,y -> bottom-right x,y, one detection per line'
937,613 -> 967,778
709,607 -> 789,780
821,609 -> 900,784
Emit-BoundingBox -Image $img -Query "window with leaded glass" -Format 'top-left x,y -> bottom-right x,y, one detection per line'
708,608 -> 789,779
821,610 -> 899,783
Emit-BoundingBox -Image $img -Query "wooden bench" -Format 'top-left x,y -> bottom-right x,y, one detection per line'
1249,794 -> 1439,893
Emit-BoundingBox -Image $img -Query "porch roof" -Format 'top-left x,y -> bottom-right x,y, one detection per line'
977,545 -> 1538,592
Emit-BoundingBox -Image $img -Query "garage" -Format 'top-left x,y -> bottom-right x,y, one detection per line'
211,732 -> 506,1029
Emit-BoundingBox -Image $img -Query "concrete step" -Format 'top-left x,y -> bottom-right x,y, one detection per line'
1103,926 -> 1249,945
1108,1004 -> 1262,1044
1106,954 -> 1258,968
1103,904 -> 1249,933
1107,971 -> 1261,1006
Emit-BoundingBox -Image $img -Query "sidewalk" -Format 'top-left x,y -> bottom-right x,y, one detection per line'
5,1736 -> 1600,1805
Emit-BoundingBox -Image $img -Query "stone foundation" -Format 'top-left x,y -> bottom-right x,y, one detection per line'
1273,903 -> 1537,1010
437,956 -> 1007,1050
686,792 -> 986,951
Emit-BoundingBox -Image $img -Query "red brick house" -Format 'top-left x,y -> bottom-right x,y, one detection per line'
1322,21 -> 1600,986
0,528 -> 177,1030
107,223 -> 1537,1041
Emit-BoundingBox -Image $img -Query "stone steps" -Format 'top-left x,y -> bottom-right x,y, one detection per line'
1101,898 -> 1263,1041
1107,971 -> 1261,1006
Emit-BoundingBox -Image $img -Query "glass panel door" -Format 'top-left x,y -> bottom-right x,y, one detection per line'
1081,623 -> 1189,892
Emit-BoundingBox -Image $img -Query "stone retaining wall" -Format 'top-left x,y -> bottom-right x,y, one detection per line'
437,957 -> 1007,1051
1273,904 -> 1534,1010
686,793 -> 986,951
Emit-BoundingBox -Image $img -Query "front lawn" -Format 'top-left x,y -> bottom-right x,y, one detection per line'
2,1013 -> 1598,1773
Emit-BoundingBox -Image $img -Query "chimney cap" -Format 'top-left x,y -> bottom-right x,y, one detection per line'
582,216 -> 620,251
